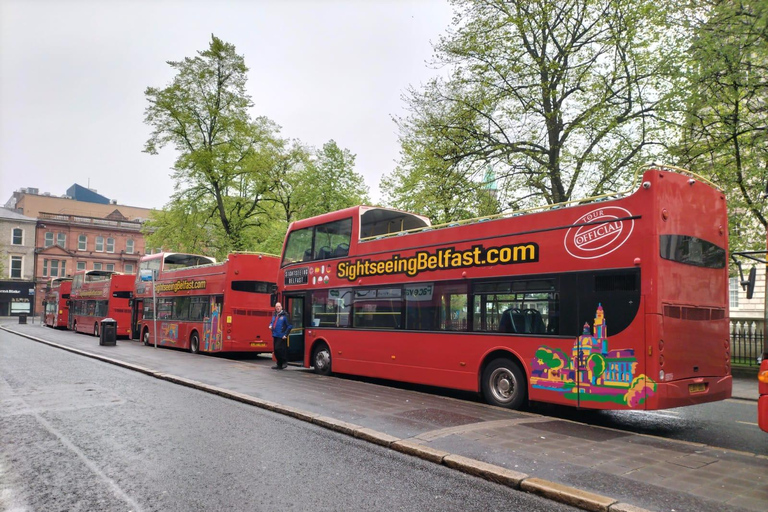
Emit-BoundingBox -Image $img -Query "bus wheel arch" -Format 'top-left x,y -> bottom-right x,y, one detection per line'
311,340 -> 332,376
190,331 -> 200,354
480,351 -> 528,410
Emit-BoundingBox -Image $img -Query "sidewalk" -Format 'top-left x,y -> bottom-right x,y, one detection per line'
2,322 -> 766,512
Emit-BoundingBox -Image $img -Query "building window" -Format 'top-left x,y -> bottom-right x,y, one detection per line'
94,262 -> 103,270
50,260 -> 60,277
61,260 -> 66,277
10,256 -> 22,278
126,239 -> 134,254
57,233 -> 66,248
43,259 -> 48,277
96,236 -> 104,252
77,261 -> 86,271
12,228 -> 23,245
78,234 -> 87,251
730,277 -> 739,308
106,237 -> 115,253
44,232 -> 53,248
124,263 -> 135,274
106,263 -> 115,271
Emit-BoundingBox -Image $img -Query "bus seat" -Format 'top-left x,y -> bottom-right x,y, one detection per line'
499,308 -> 522,333
333,243 -> 349,257
511,311 -> 526,333
303,249 -> 313,262
316,246 -> 332,260
522,308 -> 546,334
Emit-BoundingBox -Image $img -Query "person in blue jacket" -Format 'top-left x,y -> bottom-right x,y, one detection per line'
269,302 -> 292,370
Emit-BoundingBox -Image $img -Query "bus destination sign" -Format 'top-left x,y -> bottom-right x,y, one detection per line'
285,267 -> 309,285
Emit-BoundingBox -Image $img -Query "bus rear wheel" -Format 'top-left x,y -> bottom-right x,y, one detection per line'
142,329 -> 150,346
312,343 -> 332,376
190,332 -> 200,354
94,323 -> 99,337
481,358 -> 527,410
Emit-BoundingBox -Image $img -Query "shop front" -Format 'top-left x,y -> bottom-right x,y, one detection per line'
0,281 -> 35,317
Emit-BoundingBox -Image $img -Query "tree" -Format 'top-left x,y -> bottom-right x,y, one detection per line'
144,36 -> 279,257
385,0 -> 682,217
673,1 -> 768,252
292,140 -> 370,220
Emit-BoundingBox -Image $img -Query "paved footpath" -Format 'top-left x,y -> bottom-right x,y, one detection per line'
2,322 -> 766,512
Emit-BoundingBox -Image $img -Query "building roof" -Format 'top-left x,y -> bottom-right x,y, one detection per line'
0,207 -> 36,223
66,184 -> 110,204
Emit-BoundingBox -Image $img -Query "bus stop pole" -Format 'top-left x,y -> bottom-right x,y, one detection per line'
152,272 -> 157,349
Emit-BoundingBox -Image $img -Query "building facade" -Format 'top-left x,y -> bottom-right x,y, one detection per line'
5,186 -> 156,315
0,208 -> 37,316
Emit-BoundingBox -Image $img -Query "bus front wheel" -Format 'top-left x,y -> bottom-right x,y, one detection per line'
481,358 -> 527,410
142,329 -> 150,346
312,343 -> 332,376
190,332 -> 200,354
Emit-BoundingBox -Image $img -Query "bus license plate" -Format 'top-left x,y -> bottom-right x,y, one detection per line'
250,342 -> 266,347
689,383 -> 706,393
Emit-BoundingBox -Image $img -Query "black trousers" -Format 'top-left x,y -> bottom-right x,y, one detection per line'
273,336 -> 287,366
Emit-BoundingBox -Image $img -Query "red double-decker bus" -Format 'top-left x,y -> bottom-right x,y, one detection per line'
132,252 -> 279,354
43,278 -> 72,328
69,270 -> 134,337
275,165 -> 732,410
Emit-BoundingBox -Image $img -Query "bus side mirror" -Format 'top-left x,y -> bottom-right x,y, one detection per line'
270,293 -> 278,307
128,299 -> 134,307
746,266 -> 757,300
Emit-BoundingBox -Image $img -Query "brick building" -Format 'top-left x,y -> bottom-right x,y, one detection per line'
5,186 -> 156,315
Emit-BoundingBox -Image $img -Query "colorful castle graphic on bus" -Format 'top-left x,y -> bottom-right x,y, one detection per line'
203,299 -> 222,352
530,304 -> 656,407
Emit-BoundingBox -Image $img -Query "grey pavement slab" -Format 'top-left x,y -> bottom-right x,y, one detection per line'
3,322 -> 766,512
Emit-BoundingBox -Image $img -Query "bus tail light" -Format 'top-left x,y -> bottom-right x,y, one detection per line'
659,370 -> 665,381
759,370 -> 768,385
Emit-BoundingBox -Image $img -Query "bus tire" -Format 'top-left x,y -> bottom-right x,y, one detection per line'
312,342 -> 332,376
190,332 -> 200,354
94,323 -> 99,337
481,358 -> 527,410
142,329 -> 150,346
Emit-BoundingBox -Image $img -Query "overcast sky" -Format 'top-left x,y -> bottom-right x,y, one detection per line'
0,0 -> 453,210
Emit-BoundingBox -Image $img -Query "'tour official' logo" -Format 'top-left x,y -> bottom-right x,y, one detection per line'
564,207 -> 634,259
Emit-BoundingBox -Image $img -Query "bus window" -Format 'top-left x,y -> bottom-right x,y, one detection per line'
473,280 -> 556,335
354,287 -> 402,329
313,219 -> 352,261
660,235 -> 726,268
231,280 -> 273,293
283,227 -> 314,265
311,288 -> 352,327
405,282 -> 468,331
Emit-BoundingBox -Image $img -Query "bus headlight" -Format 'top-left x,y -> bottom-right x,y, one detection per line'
659,370 -> 665,381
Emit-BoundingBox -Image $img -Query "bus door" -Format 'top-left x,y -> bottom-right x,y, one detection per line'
283,294 -> 305,363
132,299 -> 144,340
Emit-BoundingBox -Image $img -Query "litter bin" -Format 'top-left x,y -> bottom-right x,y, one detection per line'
99,318 -> 117,346
18,315 -> 27,324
